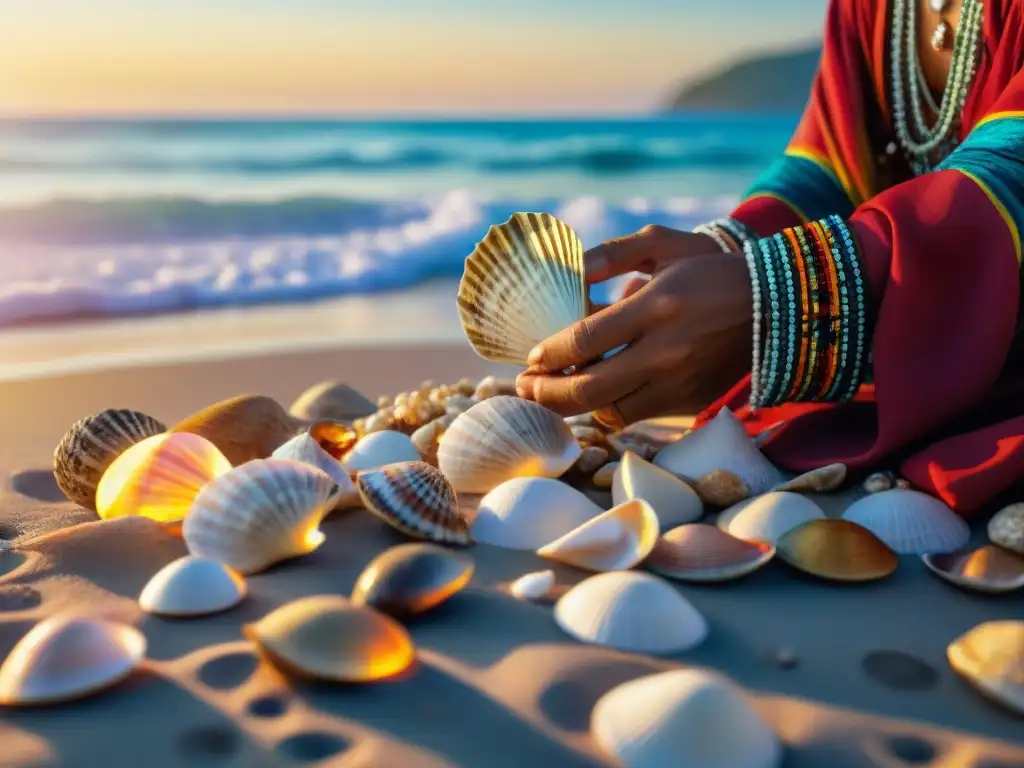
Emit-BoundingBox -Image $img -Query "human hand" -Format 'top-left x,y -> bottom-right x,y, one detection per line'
585,224 -> 724,284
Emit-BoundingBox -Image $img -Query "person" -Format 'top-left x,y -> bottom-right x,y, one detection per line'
515,0 -> 1024,514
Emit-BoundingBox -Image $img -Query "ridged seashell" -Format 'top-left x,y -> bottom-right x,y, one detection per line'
437,396 -> 581,494
774,463 -> 847,493
593,462 -> 618,489
288,381 -> 377,423
171,394 -> 300,466
183,459 -> 344,574
139,555 -> 247,617
653,408 -> 784,495
95,432 -> 232,524
271,432 -> 358,509
776,519 -> 898,582
554,571 -> 707,655
53,408 -> 167,510
922,546 -> 1024,594
538,499 -> 660,572
356,461 -> 472,546
509,570 -> 556,601
308,420 -> 360,460
592,668 -> 782,768
694,470 -> 750,507
612,452 -> 703,529
841,489 -> 969,554
717,492 -> 825,545
645,524 -> 775,583
0,615 -> 146,706
988,503 -> 1024,555
947,620 -> 1024,716
342,430 -> 420,472
457,212 -> 587,366
350,543 -> 474,618
244,595 -> 415,683
472,477 -> 603,550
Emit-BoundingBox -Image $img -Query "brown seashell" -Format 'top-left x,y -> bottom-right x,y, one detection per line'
645,524 -> 775,582
776,518 -> 898,582
351,543 -> 474,618
695,470 -> 750,507
171,395 -> 300,466
775,463 -> 847,494
946,620 -> 1024,716
288,381 -> 377,424
573,446 -> 609,475
307,420 -> 359,461
988,503 -> 1024,555
592,462 -> 618,489
862,471 -> 897,494
923,545 -> 1024,594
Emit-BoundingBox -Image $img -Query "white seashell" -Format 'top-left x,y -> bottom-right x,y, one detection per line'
342,430 -> 420,472
554,571 -> 707,655
717,492 -> 825,545
613,451 -> 703,529
458,212 -> 587,366
509,570 -> 556,601
591,668 -> 782,768
272,433 -> 358,508
538,499 -> 660,572
841,489 -> 969,554
139,556 -> 247,617
437,396 -> 581,494
0,615 -> 147,706
947,620 -> 1024,716
773,463 -> 847,493
183,458 -> 344,574
653,408 -> 784,495
472,477 -> 603,550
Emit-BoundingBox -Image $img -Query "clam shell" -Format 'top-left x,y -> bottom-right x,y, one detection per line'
717,492 -> 825,545
95,432 -> 232,525
841,489 -> 969,554
554,571 -> 707,655
245,595 -> 415,683
288,381 -> 377,423
988,503 -> 1024,555
437,396 -> 581,494
776,519 -> 898,582
645,524 -> 775,583
538,499 -> 660,572
53,408 -> 167,510
922,546 -> 1024,594
774,463 -> 847,493
612,451 -> 703,529
694,470 -> 750,507
271,433 -> 358,508
343,430 -> 420,472
139,555 -> 247,617
183,458 -> 344,574
591,668 -> 782,768
472,477 -> 603,550
947,620 -> 1024,716
171,394 -> 300,466
356,461 -> 472,546
458,212 -> 587,366
0,615 -> 146,706
509,570 -> 556,601
351,543 -> 474,618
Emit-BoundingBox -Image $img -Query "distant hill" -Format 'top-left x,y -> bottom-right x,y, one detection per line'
667,46 -> 821,112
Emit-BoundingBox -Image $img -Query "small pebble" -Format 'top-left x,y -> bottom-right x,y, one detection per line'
593,462 -> 618,489
376,395 -> 392,408
574,446 -> 609,475
564,413 -> 598,429
571,426 -> 604,445
863,471 -> 897,494
775,647 -> 799,670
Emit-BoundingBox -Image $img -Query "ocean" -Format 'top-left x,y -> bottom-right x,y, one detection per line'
0,115 -> 798,327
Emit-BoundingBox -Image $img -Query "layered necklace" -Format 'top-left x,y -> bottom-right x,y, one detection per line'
889,0 -> 985,175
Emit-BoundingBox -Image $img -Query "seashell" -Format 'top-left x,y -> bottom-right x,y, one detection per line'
538,499 -> 660,572
272,433 -> 358,508
351,543 -> 474,618
410,413 -> 458,466
862,470 -> 897,494
443,394 -> 476,414
922,545 -> 1024,594
776,519 -> 898,582
458,213 -> 586,366
288,381 -> 377,423
342,430 -> 420,472
472,375 -> 516,401
53,408 -> 167,510
653,408 -> 784,496
947,620 -> 1024,716
95,432 -> 232,525
554,571 -> 707,654
988,503 -> 1024,555
591,668 -> 782,768
573,446 -> 609,475
473,477 -> 602,550
564,413 -> 599,429
593,462 -> 618,489
139,555 -> 247,617
612,452 -> 703,529
645,524 -> 775,583
356,461 -> 472,546
571,426 -> 606,446
307,420 -> 360,460
841,489 -> 969,554
183,458 -> 344,574
437,396 -> 581,494
718,492 -> 825,545
171,394 -> 300,466
0,615 -> 146,706
509,570 -> 556,601
695,470 -> 750,507
244,595 -> 415,683
774,463 -> 847,493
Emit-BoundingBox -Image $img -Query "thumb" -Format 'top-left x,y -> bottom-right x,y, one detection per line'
585,225 -> 670,283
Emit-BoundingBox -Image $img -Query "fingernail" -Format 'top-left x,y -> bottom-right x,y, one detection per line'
527,346 -> 544,367
586,248 -> 607,274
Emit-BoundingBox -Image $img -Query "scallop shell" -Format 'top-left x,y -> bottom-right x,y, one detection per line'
509,570 -> 556,601
988,503 -> 1024,555
343,430 -> 420,472
645,524 -> 775,583
554,571 -> 707,655
653,408 -> 784,495
139,555 -> 247,617
95,432 -> 232,525
288,381 -> 377,423
171,394 -> 301,466
437,396 -> 582,494
350,543 -> 474,618
776,519 -> 898,582
922,546 -> 1024,594
182,458 -> 344,574
947,620 -> 1024,716
538,499 -> 660,572
356,461 -> 472,546
0,615 -> 147,706
694,470 -> 750,507
458,212 -> 587,366
244,595 -> 415,683
472,477 -> 603,550
717,492 -> 825,545
53,408 -> 167,510
612,451 -> 703,529
774,463 -> 847,493
841,489 -> 969,554
272,433 -> 358,508
591,668 -> 782,768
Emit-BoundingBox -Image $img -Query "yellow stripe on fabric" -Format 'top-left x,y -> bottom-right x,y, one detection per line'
744,192 -> 811,225
975,111 -> 1024,129
958,169 -> 1023,264
815,128 -> 864,206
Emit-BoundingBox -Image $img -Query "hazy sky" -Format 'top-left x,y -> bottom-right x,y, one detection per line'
0,0 -> 828,116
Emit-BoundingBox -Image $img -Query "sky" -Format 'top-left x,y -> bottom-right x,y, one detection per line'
0,0 -> 828,116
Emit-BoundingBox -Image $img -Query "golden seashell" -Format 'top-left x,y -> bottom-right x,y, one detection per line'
776,518 -> 898,582
694,469 -> 750,508
645,524 -> 775,583
774,463 -> 847,493
537,499 -> 659,572
288,381 -> 377,423
171,394 -> 301,466
350,543 -> 474,618
922,545 -> 1024,594
947,620 -> 1024,716
307,420 -> 360,461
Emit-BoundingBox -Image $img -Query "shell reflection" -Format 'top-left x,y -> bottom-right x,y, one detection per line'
922,546 -> 1024,594
351,543 -> 474,618
776,519 -> 898,582
645,524 -> 775,583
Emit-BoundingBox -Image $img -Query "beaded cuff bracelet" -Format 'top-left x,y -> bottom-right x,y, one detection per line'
743,214 -> 869,409
693,217 -> 759,253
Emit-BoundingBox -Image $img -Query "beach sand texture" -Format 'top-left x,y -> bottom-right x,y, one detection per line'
1,344 -> 1023,768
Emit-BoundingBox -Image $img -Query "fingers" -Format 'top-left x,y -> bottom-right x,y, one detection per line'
618,275 -> 650,300
584,224 -> 673,283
